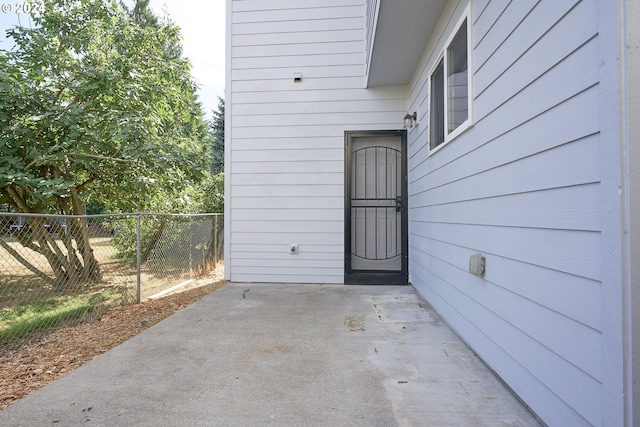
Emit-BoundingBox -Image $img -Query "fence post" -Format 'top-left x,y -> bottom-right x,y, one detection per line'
136,213 -> 141,303
214,215 -> 218,267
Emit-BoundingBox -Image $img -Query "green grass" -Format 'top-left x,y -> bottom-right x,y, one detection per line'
0,292 -> 121,341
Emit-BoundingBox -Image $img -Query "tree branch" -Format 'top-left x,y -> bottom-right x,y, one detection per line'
3,186 -> 32,213
24,153 -> 135,171
0,239 -> 53,284
76,176 -> 96,192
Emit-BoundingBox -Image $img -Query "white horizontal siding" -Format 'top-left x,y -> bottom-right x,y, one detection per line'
232,18 -> 363,36
412,222 -> 601,281
231,185 -> 343,198
412,183 -> 600,231
232,41 -> 364,58
475,12 -> 599,120
472,0 -> 536,64
411,247 -> 603,380
474,0 -> 585,93
231,246 -> 341,257
411,236 -> 601,330
233,29 -> 364,47
231,208 -> 343,222
228,0 -> 405,283
231,53 -> 364,70
232,98 -> 406,115
232,65 -> 365,81
232,5 -> 363,24
232,86 -> 404,104
231,256 -> 342,268
231,233 -> 342,249
231,172 -> 343,187
232,149 -> 343,162
230,272 -> 345,284
231,220 -> 341,234
411,138 -> 601,224
232,0 -> 361,13
413,261 -> 602,424
410,85 -> 600,188
406,0 -> 604,425
231,111 -> 399,127
232,161 -> 342,174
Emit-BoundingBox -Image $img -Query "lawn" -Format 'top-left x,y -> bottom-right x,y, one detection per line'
0,234 -> 214,343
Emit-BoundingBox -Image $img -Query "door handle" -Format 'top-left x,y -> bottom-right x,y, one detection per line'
395,196 -> 403,212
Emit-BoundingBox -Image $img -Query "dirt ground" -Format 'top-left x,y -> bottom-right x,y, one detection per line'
0,278 -> 227,411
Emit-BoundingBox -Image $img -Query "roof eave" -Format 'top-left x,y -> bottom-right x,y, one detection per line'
366,0 -> 448,87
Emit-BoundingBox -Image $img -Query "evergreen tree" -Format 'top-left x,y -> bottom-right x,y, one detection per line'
210,97 -> 225,174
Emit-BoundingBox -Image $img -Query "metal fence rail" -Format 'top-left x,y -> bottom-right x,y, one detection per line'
0,213 -> 223,346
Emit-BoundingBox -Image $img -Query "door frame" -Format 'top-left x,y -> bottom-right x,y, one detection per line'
344,130 -> 408,285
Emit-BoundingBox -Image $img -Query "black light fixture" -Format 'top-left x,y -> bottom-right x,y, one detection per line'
403,112 -> 417,128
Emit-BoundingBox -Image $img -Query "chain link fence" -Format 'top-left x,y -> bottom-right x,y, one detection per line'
0,213 -> 223,346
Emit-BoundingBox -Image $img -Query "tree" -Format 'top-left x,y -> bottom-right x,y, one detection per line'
0,0 -> 210,286
120,0 -> 160,28
209,97 -> 225,175
194,172 -> 224,214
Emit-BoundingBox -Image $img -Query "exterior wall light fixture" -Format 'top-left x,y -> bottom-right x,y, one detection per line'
403,112 -> 417,128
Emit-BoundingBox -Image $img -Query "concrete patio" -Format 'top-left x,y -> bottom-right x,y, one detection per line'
0,283 -> 542,426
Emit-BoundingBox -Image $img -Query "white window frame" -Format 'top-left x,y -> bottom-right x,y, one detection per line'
428,5 -> 472,154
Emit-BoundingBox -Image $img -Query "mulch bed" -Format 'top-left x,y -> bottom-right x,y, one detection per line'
0,280 -> 227,410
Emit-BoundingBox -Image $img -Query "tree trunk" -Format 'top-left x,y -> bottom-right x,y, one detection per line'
141,218 -> 166,262
71,189 -> 101,281
1,185 -> 102,286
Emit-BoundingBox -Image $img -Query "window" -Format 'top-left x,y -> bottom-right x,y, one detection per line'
429,12 -> 471,151
430,59 -> 445,148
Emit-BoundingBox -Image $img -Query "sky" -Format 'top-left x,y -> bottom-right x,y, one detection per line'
0,1 -> 226,119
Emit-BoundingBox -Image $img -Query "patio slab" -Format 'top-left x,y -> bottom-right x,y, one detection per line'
0,283 -> 542,426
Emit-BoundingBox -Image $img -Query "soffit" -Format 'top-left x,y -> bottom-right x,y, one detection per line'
367,0 -> 448,87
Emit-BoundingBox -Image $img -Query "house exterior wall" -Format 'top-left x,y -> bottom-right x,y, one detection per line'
225,0 -> 406,283
405,0 -> 624,425
226,0 -> 635,424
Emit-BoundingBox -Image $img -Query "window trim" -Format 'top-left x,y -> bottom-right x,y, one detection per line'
428,5 -> 472,154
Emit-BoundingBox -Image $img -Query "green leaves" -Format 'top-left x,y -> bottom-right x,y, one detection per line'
0,0 -> 210,214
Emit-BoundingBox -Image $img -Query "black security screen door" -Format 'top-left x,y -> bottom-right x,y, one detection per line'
345,131 -> 408,285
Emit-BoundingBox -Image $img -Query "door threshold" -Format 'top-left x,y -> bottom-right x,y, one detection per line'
344,273 -> 408,285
